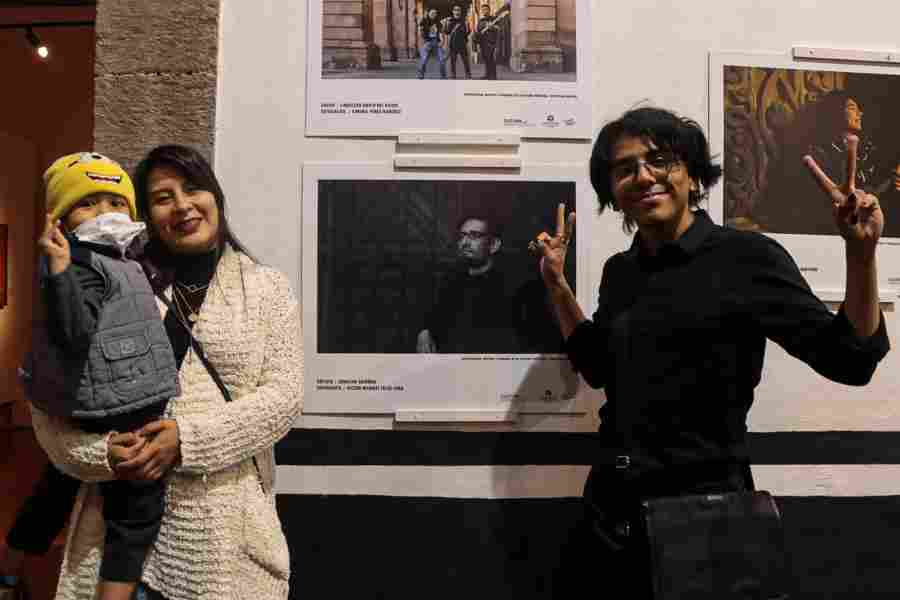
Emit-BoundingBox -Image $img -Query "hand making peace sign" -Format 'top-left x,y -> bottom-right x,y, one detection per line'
803,134 -> 884,253
529,202 -> 576,289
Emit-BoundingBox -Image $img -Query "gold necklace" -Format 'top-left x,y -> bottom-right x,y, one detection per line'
173,284 -> 200,323
175,280 -> 210,295
171,297 -> 193,333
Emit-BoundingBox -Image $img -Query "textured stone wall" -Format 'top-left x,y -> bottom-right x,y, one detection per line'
93,0 -> 219,173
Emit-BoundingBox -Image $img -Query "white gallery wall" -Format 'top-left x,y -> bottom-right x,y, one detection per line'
213,0 -> 900,498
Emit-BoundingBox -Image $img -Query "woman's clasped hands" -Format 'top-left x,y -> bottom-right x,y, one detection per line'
107,419 -> 181,481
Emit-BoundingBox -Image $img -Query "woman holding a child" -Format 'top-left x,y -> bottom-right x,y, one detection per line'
31,145 -> 303,600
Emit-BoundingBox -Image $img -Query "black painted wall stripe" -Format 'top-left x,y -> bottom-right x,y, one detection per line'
277,494 -> 900,599
275,429 -> 900,466
748,431 -> 900,465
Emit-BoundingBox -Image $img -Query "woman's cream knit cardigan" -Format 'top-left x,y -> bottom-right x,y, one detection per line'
32,248 -> 303,600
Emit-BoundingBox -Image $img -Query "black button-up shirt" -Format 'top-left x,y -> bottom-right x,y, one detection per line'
566,210 -> 889,496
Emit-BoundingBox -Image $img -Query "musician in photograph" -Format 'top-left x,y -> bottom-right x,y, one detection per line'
474,3 -> 500,80
443,4 -> 472,80
756,90 -> 885,235
417,7 -> 447,80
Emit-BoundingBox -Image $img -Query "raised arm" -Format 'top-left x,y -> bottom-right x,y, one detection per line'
533,203 -> 583,339
528,204 -> 610,388
743,233 -> 888,386
803,134 -> 883,338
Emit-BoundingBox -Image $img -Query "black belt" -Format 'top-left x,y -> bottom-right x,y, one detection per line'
588,456 -> 752,499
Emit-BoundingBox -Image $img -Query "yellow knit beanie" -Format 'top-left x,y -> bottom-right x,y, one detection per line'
43,152 -> 137,222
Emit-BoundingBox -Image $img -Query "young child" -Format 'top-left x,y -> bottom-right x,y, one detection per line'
2,152 -> 180,600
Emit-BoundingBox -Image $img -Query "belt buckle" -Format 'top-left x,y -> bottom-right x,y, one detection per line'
613,520 -> 631,538
615,455 -> 630,470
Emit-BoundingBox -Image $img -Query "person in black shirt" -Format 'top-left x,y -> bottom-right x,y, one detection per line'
474,4 -> 499,80
443,4 -> 472,80
417,215 -> 520,353
533,107 -> 889,597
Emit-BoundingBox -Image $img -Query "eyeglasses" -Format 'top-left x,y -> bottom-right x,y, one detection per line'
457,230 -> 491,242
610,151 -> 680,183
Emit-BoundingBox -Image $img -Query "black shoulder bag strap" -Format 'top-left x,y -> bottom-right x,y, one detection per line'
156,291 -> 264,486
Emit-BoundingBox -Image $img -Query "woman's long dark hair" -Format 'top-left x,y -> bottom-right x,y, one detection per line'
133,144 -> 257,290
796,89 -> 858,144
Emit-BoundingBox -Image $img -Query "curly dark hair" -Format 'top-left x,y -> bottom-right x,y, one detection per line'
589,107 -> 723,232
793,89 -> 861,147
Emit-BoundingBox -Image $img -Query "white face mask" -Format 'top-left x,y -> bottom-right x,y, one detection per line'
71,212 -> 146,255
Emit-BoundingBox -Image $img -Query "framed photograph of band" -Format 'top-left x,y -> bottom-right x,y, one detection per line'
300,162 -> 610,415
306,1 -> 593,139
708,52 -> 900,298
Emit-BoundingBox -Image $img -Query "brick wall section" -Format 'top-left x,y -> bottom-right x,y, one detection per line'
93,0 -> 219,173
322,0 -> 374,69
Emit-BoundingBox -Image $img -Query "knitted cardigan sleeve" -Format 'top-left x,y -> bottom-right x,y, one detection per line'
175,267 -> 303,475
31,405 -> 116,482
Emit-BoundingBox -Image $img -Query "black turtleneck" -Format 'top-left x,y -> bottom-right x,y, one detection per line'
165,249 -> 219,368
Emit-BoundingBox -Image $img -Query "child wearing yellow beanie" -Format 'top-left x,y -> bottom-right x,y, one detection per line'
43,151 -> 137,223
5,152 -> 179,600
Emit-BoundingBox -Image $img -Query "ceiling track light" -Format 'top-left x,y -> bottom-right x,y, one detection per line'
25,26 -> 50,59
0,21 -> 95,61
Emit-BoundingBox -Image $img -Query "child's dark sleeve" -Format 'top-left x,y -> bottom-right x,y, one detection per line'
44,261 -> 106,356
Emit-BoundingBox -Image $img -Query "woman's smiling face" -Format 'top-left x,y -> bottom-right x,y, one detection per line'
146,165 -> 220,255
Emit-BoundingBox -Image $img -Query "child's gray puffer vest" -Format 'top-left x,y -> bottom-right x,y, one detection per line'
28,247 -> 180,419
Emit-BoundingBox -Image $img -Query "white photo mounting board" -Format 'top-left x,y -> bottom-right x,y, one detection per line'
306,1 -> 593,140
708,51 -> 900,298
301,162 -> 600,415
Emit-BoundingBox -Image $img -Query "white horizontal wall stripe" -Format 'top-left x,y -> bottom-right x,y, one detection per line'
276,465 -> 591,499
753,465 -> 900,497
276,464 -> 900,499
294,411 -> 603,432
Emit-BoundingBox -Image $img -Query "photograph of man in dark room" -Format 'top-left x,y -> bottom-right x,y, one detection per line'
315,179 -> 575,354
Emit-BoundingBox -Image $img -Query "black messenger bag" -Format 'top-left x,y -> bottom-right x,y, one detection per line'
641,490 -> 790,599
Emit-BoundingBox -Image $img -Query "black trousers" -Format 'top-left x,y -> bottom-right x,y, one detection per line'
448,47 -> 471,78
553,497 -> 654,599
96,477 -> 165,581
7,403 -> 167,582
479,44 -> 497,79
